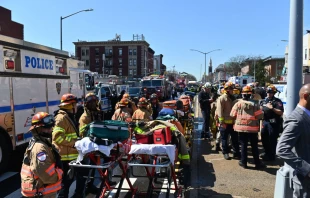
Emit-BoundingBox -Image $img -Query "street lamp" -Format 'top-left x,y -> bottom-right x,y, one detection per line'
190,48 -> 222,83
60,9 -> 93,50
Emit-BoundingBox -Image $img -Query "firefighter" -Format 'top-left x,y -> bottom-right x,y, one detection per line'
77,92 -> 102,195
53,93 -> 80,198
198,83 -> 213,139
79,92 -> 101,137
111,98 -> 132,122
216,82 -> 240,160
132,97 -> 153,121
150,93 -> 162,120
230,86 -> 266,169
260,85 -> 284,161
21,112 -> 63,198
115,93 -> 137,115
249,83 -> 262,101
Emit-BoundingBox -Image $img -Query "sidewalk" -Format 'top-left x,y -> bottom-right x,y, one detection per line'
188,98 -> 283,198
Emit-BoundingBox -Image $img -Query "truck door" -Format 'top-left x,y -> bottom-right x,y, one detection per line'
47,79 -> 69,114
97,87 -> 110,112
13,78 -> 47,145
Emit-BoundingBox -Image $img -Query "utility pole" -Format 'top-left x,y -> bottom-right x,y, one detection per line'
274,0 -> 303,197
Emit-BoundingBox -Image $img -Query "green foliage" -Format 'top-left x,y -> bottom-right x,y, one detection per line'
247,59 -> 268,85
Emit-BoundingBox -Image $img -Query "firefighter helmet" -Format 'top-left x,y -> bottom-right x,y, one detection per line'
119,98 -> 129,107
203,82 -> 212,89
123,93 -> 130,99
59,93 -> 77,107
138,97 -> 148,106
224,82 -> 235,89
242,85 -> 253,94
31,112 -> 55,128
266,85 -> 277,93
150,93 -> 157,99
85,92 -> 97,103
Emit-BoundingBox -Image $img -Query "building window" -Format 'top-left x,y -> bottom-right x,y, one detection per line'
82,49 -> 85,56
133,69 -> 137,75
305,49 -> 308,60
95,58 -> 99,66
129,69 -> 133,75
95,68 -> 99,72
108,59 -> 113,66
119,69 -> 122,76
105,70 -> 109,74
129,59 -> 132,66
95,48 -> 99,56
119,48 -> 122,56
85,49 -> 89,56
109,49 -> 112,54
105,49 -> 112,55
85,59 -> 89,66
133,49 -> 137,55
129,49 -> 132,55
119,58 -> 122,66
133,59 -> 137,66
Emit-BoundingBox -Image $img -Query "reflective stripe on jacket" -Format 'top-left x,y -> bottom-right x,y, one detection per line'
52,110 -> 78,161
21,139 -> 63,197
230,99 -> 263,133
216,94 -> 235,124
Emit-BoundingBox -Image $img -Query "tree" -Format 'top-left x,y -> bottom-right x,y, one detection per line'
247,59 -> 269,85
225,55 -> 248,76
186,73 -> 197,81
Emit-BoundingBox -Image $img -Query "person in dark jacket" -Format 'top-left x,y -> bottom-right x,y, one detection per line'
198,83 -> 214,139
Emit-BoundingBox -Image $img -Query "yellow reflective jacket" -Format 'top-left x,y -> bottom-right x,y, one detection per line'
52,110 -> 79,161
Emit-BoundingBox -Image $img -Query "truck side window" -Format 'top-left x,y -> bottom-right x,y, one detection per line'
85,74 -> 95,91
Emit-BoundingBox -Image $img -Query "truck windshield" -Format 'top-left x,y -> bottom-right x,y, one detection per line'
129,88 -> 140,94
142,80 -> 151,87
152,80 -> 162,86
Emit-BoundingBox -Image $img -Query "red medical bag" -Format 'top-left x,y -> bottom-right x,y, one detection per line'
153,127 -> 172,144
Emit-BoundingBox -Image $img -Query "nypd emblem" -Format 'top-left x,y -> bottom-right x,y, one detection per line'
37,152 -> 47,162
56,82 -> 61,94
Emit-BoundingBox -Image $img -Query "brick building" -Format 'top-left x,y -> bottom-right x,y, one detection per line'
0,6 -> 24,40
73,35 -> 155,78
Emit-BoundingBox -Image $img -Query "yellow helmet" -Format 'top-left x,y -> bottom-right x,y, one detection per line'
242,85 -> 253,94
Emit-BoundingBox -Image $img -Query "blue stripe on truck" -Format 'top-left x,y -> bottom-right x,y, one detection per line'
0,100 -> 61,113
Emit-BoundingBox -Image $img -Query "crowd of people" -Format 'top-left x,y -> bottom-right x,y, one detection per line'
198,81 -> 284,169
20,89 -> 195,197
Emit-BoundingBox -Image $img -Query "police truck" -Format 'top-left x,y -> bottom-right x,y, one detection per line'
0,34 -> 102,173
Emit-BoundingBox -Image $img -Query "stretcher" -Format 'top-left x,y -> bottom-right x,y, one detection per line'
69,120 -> 137,198
127,144 -> 183,198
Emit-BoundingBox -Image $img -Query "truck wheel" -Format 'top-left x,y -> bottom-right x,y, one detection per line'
0,132 -> 12,174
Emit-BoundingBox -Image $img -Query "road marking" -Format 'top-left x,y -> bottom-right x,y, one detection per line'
0,172 -> 18,183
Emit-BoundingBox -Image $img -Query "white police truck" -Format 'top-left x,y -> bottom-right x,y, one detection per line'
0,34 -> 100,173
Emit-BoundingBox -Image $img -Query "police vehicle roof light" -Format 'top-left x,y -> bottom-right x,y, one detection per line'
4,49 -> 17,58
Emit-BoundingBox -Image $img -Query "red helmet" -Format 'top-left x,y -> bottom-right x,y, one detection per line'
138,97 -> 148,106
31,112 -> 55,128
119,98 -> 129,107
224,82 -> 235,90
59,93 -> 77,107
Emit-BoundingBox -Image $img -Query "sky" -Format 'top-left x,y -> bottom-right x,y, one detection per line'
2,0 -> 310,80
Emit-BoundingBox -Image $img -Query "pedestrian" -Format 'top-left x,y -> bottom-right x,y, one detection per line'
198,83 -> 214,139
254,82 -> 266,99
276,84 -> 310,197
216,82 -> 240,160
132,97 -> 153,121
53,93 -> 80,198
21,112 -> 63,198
260,85 -> 284,161
230,86 -> 266,169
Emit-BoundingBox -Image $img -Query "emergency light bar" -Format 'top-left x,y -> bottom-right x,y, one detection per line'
4,49 -> 17,58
